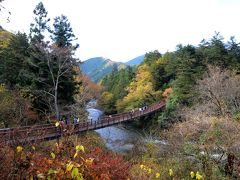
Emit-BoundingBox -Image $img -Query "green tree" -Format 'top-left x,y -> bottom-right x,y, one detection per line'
49,14 -> 79,119
226,36 -> 240,71
100,66 -> 135,113
198,32 -> 228,68
51,15 -> 79,48
30,2 -> 50,43
28,3 -> 79,120
35,44 -> 78,120
0,32 -> 30,89
28,2 -> 52,117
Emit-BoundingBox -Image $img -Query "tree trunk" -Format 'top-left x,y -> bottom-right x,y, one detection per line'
54,85 -> 59,120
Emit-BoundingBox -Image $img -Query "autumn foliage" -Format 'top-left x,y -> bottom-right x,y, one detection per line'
0,135 -> 132,180
162,87 -> 173,98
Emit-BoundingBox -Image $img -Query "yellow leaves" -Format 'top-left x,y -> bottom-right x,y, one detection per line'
189,171 -> 202,179
127,64 -> 154,94
74,145 -> 84,159
101,91 -> 114,101
32,146 -> 36,151
0,84 -> 6,93
139,164 -> 152,175
16,146 -> 23,153
196,171 -> 203,180
190,171 -> 195,178
76,145 -> 84,152
55,121 -> 60,127
66,161 -> 83,180
73,152 -> 78,159
71,167 -> 79,178
71,167 -> 83,180
66,163 -> 74,172
50,152 -> 56,159
147,168 -> 152,174
169,168 -> 173,176
155,172 -> 160,178
0,30 -> 12,49
116,63 -> 158,111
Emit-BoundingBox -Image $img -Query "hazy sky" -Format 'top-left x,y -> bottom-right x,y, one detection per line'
1,0 -> 240,62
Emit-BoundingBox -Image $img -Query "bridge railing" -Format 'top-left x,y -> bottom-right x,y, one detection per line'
0,100 -> 165,143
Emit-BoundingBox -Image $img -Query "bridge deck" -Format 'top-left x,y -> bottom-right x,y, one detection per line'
0,101 -> 165,144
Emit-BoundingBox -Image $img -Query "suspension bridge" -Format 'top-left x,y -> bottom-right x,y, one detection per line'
0,101 -> 165,144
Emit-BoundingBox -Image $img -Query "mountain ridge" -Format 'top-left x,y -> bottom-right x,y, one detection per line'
80,57 -> 127,82
80,55 -> 144,82
125,55 -> 145,66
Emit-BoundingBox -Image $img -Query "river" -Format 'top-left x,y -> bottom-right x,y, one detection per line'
86,100 -> 166,154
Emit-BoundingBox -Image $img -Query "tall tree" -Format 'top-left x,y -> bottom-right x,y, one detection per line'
28,2 -> 51,117
51,15 -> 79,48
30,2 -> 50,43
36,44 -> 77,120
49,14 -> 79,119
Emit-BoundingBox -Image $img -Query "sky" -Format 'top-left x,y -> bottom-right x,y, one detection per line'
1,0 -> 240,62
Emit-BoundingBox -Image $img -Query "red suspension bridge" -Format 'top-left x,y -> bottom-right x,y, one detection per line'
0,101 -> 165,144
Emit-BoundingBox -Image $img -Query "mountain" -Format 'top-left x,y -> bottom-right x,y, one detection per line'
80,57 -> 127,82
125,55 -> 145,66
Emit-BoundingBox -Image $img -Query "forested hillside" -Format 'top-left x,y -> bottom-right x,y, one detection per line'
97,34 -> 240,179
0,2 -> 88,127
99,66 -> 135,113
99,33 -> 240,126
1,0 -> 240,179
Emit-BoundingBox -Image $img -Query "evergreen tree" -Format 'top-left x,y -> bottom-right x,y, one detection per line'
49,14 -> 79,119
0,32 -> 30,89
226,36 -> 240,71
140,50 -> 162,90
28,2 -> 51,117
51,15 -> 79,48
30,2 -> 50,43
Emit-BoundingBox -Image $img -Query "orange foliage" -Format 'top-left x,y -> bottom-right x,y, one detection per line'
80,75 -> 103,100
89,147 -> 131,179
0,142 -> 131,179
162,87 -> 173,98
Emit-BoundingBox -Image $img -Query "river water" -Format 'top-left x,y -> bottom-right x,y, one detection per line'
86,100 -> 146,154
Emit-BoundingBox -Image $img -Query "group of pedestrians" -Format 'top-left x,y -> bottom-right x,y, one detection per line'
130,105 -> 148,113
56,116 -> 80,128
139,106 -> 147,112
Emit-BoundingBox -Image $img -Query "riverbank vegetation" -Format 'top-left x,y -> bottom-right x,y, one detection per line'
98,33 -> 240,178
1,0 -> 240,179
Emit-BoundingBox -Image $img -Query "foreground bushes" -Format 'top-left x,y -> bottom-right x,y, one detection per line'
0,134 -> 131,179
